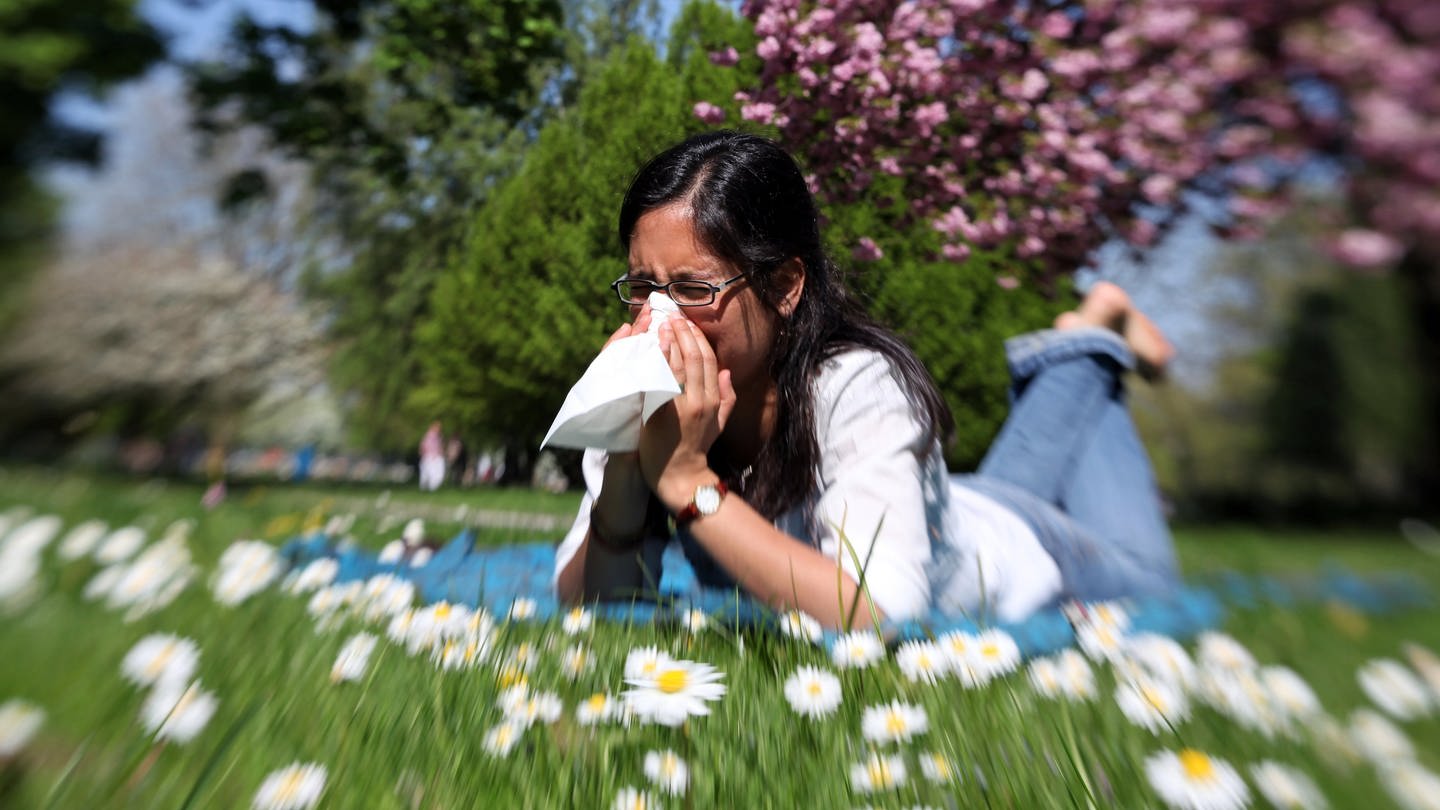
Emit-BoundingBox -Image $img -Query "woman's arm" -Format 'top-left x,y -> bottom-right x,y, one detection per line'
554,451 -> 655,603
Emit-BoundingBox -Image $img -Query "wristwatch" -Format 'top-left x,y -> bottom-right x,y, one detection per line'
674,480 -> 728,527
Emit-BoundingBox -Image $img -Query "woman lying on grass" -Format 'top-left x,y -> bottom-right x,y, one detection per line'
554,130 -> 1180,628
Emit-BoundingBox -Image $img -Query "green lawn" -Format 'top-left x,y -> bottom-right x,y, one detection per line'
0,467 -> 1437,809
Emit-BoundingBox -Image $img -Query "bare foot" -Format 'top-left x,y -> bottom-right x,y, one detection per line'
1055,281 -> 1175,381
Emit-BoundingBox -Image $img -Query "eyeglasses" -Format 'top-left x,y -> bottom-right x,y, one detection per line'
611,274 -> 746,307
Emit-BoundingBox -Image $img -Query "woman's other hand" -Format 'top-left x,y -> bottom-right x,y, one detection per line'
640,319 -> 737,510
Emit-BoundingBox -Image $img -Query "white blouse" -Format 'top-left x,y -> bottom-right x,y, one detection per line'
553,349 -> 1062,623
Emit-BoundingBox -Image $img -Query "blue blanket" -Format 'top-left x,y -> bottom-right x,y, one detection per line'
281,530 -> 1432,657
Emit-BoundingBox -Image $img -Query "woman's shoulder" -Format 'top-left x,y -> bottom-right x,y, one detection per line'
815,347 -> 906,398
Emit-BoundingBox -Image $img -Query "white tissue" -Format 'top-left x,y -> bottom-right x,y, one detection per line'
541,291 -> 683,451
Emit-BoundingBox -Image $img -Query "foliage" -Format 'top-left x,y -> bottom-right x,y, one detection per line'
717,0 -> 1440,285
1131,204 -> 1434,520
0,0 -> 162,329
413,2 -> 760,454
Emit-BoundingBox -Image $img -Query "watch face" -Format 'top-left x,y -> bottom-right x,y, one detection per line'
695,485 -> 722,515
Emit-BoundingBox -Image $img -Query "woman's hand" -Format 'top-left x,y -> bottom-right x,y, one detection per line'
639,318 -> 737,511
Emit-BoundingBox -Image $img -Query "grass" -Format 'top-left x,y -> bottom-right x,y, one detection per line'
0,466 -> 1437,808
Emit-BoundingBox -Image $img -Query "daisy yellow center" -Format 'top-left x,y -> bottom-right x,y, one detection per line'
1142,687 -> 1167,712
657,668 -> 689,694
918,653 -> 934,668
981,643 -> 1000,659
886,711 -> 907,734
949,640 -> 967,654
277,771 -> 304,799
146,646 -> 175,678
434,603 -> 451,619
851,646 -> 866,659
930,755 -> 952,779
867,759 -> 894,787
1179,749 -> 1214,780
568,608 -> 584,621
807,681 -> 823,696
494,725 -> 514,746
586,694 -> 607,711
661,756 -> 679,776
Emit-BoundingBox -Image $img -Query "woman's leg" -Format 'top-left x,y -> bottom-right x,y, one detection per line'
973,284 -> 1180,598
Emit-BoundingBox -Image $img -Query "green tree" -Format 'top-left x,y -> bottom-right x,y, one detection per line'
191,0 -> 566,453
414,1 -> 757,465
0,0 -> 162,328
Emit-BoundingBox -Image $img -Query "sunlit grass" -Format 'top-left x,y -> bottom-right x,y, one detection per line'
0,467 -> 1437,808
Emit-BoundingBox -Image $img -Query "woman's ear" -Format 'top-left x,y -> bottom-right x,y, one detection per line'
775,258 -> 806,318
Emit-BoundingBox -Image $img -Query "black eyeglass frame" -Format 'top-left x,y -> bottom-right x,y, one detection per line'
610,274 -> 747,307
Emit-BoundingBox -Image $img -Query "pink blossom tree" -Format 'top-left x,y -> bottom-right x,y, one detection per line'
709,0 -> 1439,289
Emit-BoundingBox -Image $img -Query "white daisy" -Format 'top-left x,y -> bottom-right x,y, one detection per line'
1306,713 -> 1363,770
497,686 -> 563,727
918,750 -> 957,784
82,565 -> 124,602
1076,620 -> 1128,662
211,540 -> 283,605
412,600 -> 471,642
1196,632 -> 1257,672
121,633 -> 200,689
561,606 -> 593,635
1260,666 -> 1323,724
1144,748 -> 1249,810
782,665 -> 842,718
286,558 -> 338,594
970,629 -> 1022,680
377,540 -> 405,564
1401,641 -> 1440,700
624,646 -> 673,681
1066,599 -> 1131,632
850,752 -> 907,793
1198,668 -> 1284,738
576,692 -> 619,725
483,719 -> 525,756
0,699 -> 45,757
1056,649 -> 1098,700
401,518 -> 425,545
623,657 -> 727,727
58,519 -> 108,561
331,633 -> 378,683
1378,759 -> 1440,810
253,762 -> 326,810
779,610 -> 822,644
141,680 -> 218,744
508,597 -> 537,621
1349,708 -> 1414,761
611,786 -> 659,810
95,526 -> 146,564
1250,760 -> 1327,809
433,637 -> 490,671
831,631 -> 884,669
861,700 -> 929,745
680,609 -> 709,634
1028,656 -> 1065,698
408,548 -> 433,568
1116,675 -> 1190,734
1357,658 -> 1433,721
561,644 -> 595,680
1123,633 -> 1198,692
643,749 -> 689,796
896,640 -> 949,684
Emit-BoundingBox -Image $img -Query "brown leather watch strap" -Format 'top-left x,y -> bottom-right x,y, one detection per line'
674,480 -> 728,527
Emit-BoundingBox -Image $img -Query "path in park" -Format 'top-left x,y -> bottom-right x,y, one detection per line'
313,493 -> 572,534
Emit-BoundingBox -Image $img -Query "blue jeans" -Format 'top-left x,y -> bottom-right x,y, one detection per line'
957,327 -> 1180,602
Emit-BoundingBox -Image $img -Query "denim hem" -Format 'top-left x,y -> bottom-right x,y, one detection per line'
1004,327 -> 1133,381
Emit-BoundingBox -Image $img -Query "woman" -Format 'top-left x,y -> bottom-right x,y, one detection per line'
554,130 -> 1180,628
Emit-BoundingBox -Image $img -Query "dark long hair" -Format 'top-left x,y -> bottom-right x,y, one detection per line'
618,131 -> 954,520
